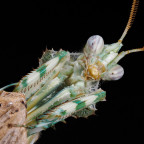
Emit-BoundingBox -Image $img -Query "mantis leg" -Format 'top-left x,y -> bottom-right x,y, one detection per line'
27,89 -> 106,136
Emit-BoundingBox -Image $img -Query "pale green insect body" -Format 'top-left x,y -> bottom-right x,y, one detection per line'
18,34 -> 142,143
0,1 -> 143,144
10,38 -> 144,144
14,35 -> 143,144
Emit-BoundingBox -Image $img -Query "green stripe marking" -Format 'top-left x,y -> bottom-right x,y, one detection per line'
73,100 -> 86,111
22,78 -> 28,87
57,51 -> 67,60
60,110 -> 67,116
36,64 -> 47,78
94,91 -> 106,103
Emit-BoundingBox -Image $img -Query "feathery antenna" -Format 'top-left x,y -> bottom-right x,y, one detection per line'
118,0 -> 139,43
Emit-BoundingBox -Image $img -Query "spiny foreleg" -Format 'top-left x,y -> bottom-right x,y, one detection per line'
14,50 -> 69,100
27,89 -> 106,136
26,81 -> 85,124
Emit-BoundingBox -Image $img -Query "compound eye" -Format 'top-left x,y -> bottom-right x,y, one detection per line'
85,35 -> 104,56
108,65 -> 124,80
88,37 -> 95,47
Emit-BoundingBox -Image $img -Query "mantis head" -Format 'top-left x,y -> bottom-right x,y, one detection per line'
83,0 -> 143,81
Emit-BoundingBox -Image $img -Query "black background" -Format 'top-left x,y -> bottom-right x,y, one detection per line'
0,0 -> 144,143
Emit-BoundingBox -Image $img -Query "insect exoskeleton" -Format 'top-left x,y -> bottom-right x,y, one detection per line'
102,64 -> 124,81
87,65 -> 100,80
84,35 -> 104,57
87,60 -> 106,80
83,35 -> 106,80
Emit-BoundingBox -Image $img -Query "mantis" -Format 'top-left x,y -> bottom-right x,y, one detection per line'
0,0 -> 143,143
